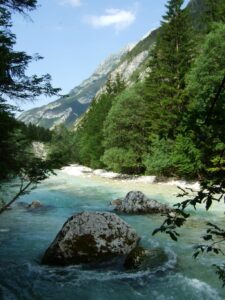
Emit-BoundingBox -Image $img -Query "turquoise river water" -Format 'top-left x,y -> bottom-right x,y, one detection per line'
0,169 -> 225,300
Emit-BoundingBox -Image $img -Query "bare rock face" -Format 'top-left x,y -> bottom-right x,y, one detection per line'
42,212 -> 139,266
112,191 -> 171,214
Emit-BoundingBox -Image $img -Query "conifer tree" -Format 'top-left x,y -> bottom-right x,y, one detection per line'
75,74 -> 126,168
203,0 -> 225,31
145,0 -> 195,138
153,22 -> 225,286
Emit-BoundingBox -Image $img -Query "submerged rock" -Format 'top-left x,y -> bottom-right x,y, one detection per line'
124,246 -> 167,270
112,191 -> 171,214
27,201 -> 42,209
42,211 -> 139,266
110,199 -> 122,206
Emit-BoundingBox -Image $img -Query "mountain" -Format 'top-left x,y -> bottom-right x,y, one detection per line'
73,29 -> 158,130
18,46 -> 132,129
18,30 -> 157,129
18,0 -> 210,130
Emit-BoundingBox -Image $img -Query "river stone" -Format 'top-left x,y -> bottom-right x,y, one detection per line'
42,211 -> 139,266
27,201 -> 42,209
124,246 -> 167,270
110,199 -> 122,206
112,191 -> 171,214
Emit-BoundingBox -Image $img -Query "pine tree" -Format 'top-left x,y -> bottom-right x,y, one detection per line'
154,22 -> 225,286
144,0 -> 195,138
105,73 -> 126,96
75,75 -> 126,168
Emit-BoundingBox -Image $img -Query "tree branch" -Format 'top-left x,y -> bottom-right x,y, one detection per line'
0,180 -> 32,214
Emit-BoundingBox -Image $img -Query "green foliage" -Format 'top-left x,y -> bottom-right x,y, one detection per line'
0,0 -> 60,179
0,0 -> 60,209
0,153 -> 55,214
0,9 -> 60,103
202,0 -> 225,32
47,126 -> 77,168
215,265 -> 225,287
0,1 -> 37,12
172,135 -> 203,177
144,137 -> 174,176
153,21 -> 225,287
102,85 -> 150,174
185,23 -> 225,177
187,23 -> 225,129
144,0 -> 195,138
187,0 -> 225,33
0,123 -> 55,214
72,0 -> 225,182
101,148 -> 139,174
74,74 -> 126,169
105,73 -> 126,96
144,135 -> 203,178
18,122 -> 52,142
0,115 -> 52,179
76,94 -> 113,168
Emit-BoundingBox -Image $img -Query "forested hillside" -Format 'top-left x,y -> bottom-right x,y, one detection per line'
48,0 -> 225,181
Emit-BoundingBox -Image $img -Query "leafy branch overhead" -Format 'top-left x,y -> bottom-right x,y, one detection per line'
0,157 -> 55,214
0,1 -> 61,103
0,0 -> 60,212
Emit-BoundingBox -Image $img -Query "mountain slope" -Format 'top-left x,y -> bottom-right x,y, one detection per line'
18,0 -> 209,130
73,29 -> 158,130
18,47 -> 130,129
18,30 -> 157,129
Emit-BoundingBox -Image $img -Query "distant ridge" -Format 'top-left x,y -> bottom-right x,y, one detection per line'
18,31 -> 156,129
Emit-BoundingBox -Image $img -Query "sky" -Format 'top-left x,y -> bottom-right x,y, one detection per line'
12,0 -> 189,111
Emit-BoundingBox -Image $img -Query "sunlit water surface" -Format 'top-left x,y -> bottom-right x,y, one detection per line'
0,170 -> 225,300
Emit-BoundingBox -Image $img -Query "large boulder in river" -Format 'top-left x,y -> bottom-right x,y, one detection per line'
112,191 -> 171,214
42,211 -> 139,266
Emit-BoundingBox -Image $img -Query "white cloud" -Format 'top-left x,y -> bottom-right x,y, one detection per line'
85,8 -> 136,31
61,0 -> 82,7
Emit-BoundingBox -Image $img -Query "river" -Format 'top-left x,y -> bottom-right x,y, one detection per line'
0,167 -> 224,300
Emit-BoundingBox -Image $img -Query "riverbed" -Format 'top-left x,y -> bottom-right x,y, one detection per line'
0,167 -> 224,300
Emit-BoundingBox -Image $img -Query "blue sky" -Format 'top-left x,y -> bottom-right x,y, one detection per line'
12,0 -> 189,111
